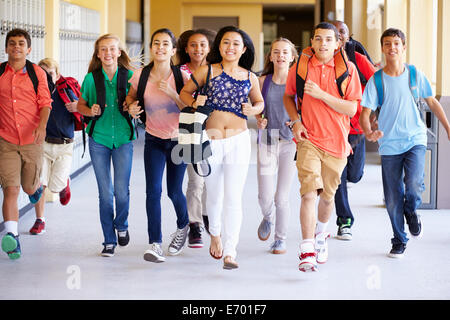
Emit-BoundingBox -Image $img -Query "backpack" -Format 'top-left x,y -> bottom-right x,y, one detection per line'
345,37 -> 375,86
177,64 -> 213,177
55,75 -> 85,131
0,60 -> 39,94
136,64 -> 184,127
373,64 -> 436,139
296,46 -> 350,106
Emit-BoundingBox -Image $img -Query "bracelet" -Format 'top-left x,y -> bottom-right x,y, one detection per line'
289,118 -> 302,130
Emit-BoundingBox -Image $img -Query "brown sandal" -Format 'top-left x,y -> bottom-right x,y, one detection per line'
223,256 -> 239,270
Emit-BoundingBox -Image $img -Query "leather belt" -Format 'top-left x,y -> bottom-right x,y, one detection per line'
45,137 -> 74,144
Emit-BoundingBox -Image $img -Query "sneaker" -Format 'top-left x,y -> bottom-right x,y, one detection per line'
29,219 -> 46,235
336,218 -> 352,241
117,230 -> 130,246
188,222 -> 203,248
1,233 -> 21,260
270,239 -> 286,254
388,243 -> 406,258
315,232 -> 331,264
202,215 -> 210,235
101,244 -> 115,257
298,251 -> 317,272
257,218 -> 271,241
405,211 -> 422,237
28,184 -> 44,204
59,179 -> 71,206
168,224 -> 189,255
144,243 -> 166,263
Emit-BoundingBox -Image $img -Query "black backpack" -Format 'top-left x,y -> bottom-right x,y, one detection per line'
89,67 -> 134,140
0,60 -> 40,94
345,37 -> 375,86
135,64 -> 184,126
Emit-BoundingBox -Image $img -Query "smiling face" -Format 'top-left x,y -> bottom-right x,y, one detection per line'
311,28 -> 339,63
6,35 -> 31,62
219,31 -> 246,62
381,35 -> 406,63
96,38 -> 121,68
151,32 -> 176,62
186,33 -> 210,64
269,40 -> 294,70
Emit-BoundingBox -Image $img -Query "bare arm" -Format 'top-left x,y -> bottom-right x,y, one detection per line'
242,73 -> 264,117
425,96 -> 450,140
359,107 -> 383,142
77,96 -> 100,117
179,65 -> 209,108
283,93 -> 308,141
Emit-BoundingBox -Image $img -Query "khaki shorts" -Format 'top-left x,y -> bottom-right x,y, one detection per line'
0,136 -> 43,190
296,139 -> 347,201
41,141 -> 74,193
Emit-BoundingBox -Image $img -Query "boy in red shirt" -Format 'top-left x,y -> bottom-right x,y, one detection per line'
0,29 -> 52,260
283,22 -> 362,272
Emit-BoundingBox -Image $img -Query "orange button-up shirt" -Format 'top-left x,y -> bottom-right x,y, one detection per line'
0,62 -> 52,145
286,55 -> 362,159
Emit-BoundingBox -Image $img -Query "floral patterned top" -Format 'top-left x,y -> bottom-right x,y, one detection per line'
204,64 -> 251,120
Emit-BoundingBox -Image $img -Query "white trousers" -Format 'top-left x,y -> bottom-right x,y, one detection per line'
41,141 -> 74,193
257,139 -> 297,240
203,130 -> 251,259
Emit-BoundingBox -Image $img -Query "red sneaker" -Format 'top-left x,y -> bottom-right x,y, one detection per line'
30,219 -> 46,235
59,179 -> 71,206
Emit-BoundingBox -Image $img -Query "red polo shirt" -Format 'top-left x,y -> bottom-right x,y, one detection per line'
285,55 -> 362,158
0,62 -> 52,145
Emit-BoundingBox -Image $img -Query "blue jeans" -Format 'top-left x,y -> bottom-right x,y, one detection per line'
89,138 -> 133,246
144,133 -> 188,244
334,134 -> 365,226
381,145 -> 426,245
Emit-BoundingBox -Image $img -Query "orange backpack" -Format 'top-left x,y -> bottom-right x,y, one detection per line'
295,46 -> 350,108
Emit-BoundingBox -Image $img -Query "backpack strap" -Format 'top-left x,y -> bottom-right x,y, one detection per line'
88,68 -> 107,137
373,69 -> 384,108
171,65 -> 184,94
261,74 -> 272,103
0,62 -> 6,77
334,48 -> 350,98
407,64 -> 420,102
295,47 -> 313,105
25,60 -> 39,95
136,63 -> 152,125
117,67 -> 135,140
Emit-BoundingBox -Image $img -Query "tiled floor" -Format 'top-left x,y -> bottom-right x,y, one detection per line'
1,126 -> 449,300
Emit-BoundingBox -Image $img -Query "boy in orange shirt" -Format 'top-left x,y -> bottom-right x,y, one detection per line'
0,29 -> 52,260
283,22 -> 362,272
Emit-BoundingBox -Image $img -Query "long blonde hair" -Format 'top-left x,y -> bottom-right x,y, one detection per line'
88,34 -> 133,73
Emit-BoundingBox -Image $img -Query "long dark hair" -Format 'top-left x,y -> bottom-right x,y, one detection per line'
206,26 -> 255,71
176,28 -> 216,66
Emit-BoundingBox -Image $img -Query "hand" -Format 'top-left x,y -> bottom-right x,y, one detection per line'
193,94 -> 207,109
257,117 -> 268,129
366,130 -> 384,142
33,124 -> 46,145
157,80 -> 175,96
304,79 -> 324,100
90,104 -> 101,117
65,101 -> 78,113
127,100 -> 144,119
242,102 -> 255,116
286,120 -> 308,142
369,112 -> 379,131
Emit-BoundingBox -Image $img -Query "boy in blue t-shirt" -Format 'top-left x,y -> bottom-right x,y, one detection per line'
360,28 -> 450,258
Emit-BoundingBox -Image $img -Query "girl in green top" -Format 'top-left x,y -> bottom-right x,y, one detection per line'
77,34 -> 135,257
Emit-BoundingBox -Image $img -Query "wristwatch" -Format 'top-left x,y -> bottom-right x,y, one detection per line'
289,118 -> 302,130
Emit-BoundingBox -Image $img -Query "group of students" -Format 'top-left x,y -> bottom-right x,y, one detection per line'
1,20 -> 449,273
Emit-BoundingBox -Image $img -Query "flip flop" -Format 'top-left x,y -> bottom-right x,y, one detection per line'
223,256 -> 238,270
209,246 -> 222,260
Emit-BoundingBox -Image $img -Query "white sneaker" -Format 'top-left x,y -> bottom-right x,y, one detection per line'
144,243 -> 166,263
298,251 -> 318,272
315,232 -> 331,264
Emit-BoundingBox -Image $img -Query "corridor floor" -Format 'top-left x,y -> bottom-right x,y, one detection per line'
1,126 -> 449,300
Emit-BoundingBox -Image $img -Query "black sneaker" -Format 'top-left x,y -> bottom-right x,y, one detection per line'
188,222 -> 203,248
101,244 -> 115,257
202,215 -> 210,235
405,211 -> 422,237
117,230 -> 130,246
336,218 -> 352,241
388,243 -> 406,258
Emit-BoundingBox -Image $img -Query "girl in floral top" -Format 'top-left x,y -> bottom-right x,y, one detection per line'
180,26 -> 264,270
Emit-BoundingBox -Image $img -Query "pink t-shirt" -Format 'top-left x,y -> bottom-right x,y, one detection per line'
130,68 -> 189,139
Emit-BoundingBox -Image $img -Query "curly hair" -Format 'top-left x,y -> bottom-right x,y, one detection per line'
176,28 -> 216,66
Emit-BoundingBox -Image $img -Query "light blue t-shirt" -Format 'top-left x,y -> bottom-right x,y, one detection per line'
361,66 -> 432,155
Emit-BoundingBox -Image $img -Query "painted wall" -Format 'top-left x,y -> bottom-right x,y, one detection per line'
126,0 -> 142,22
